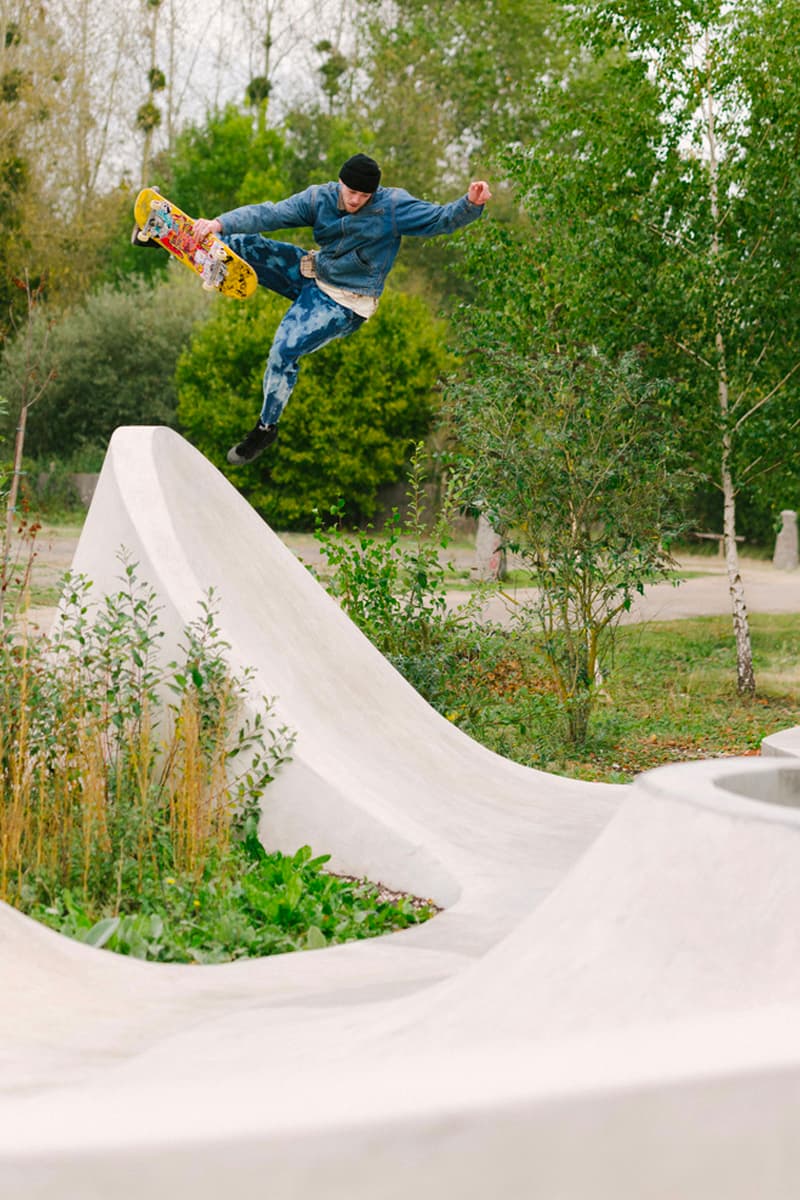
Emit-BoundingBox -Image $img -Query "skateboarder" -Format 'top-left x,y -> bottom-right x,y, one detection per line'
191,154 -> 492,465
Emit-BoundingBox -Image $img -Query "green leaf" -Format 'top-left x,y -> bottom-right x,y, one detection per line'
83,916 -> 120,948
304,925 -> 327,950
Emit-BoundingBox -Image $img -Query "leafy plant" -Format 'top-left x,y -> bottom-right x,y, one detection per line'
0,271 -> 212,460
31,840 -> 436,963
447,349 -> 689,745
0,550 -> 435,959
1,557 -> 289,908
313,443 -> 487,708
176,289 -> 454,528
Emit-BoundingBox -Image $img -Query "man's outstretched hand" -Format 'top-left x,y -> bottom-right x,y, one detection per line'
468,181 -> 492,206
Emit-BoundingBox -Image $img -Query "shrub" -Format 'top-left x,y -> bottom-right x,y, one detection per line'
0,552 -> 435,960
313,445 -> 486,709
447,349 -> 690,746
0,558 -> 290,910
0,270 -> 212,459
176,288 -> 454,528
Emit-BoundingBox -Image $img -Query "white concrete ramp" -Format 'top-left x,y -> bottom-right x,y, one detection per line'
3,427 -> 800,1198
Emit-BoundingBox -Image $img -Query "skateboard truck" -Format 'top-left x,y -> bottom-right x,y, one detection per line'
197,244 -> 229,291
139,198 -> 176,241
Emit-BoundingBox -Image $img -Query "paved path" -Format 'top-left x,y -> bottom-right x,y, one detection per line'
457,557 -> 799,626
12,524 -> 800,633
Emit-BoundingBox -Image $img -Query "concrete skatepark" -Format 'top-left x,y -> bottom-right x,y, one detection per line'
3,425 -> 800,1197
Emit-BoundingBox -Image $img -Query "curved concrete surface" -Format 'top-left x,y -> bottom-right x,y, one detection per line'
4,427 -> 800,1198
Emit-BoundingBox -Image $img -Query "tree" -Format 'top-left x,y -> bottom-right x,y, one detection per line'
356,0 -> 564,188
447,349 -> 687,746
342,0 -> 563,303
157,103 -> 289,216
475,0 -> 800,696
0,271 -> 211,459
176,288 -> 454,527
0,4 -> 60,327
0,274 -> 54,613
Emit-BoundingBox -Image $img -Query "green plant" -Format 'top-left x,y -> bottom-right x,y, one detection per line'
447,349 -> 689,746
176,289 -> 455,528
399,613 -> 800,780
469,0 -> 800,694
1,557 -> 289,908
31,841 -> 435,963
313,443 -> 488,708
1,549 -> 435,959
0,271 -> 212,460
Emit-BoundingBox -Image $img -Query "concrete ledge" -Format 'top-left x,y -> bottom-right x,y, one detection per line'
762,725 -> 800,758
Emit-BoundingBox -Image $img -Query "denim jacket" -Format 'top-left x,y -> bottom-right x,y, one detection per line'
217,182 -> 484,297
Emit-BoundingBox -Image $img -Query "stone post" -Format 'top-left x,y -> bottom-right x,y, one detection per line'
773,510 -> 798,571
475,513 -> 506,580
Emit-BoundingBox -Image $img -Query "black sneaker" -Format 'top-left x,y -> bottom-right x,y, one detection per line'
226,422 -> 278,465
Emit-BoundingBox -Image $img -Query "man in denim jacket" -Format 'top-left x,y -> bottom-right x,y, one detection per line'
192,154 -> 491,464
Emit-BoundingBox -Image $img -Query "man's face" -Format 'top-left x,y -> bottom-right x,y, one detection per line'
339,181 -> 374,213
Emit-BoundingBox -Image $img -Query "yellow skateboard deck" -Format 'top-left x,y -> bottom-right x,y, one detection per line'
133,188 -> 257,300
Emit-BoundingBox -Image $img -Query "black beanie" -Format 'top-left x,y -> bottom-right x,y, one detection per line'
339,154 -> 381,193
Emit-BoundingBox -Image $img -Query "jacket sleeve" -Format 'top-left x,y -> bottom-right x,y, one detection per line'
217,186 -> 317,235
391,189 -> 484,238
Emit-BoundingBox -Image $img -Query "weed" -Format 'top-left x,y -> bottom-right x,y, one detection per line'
1,554 -> 435,959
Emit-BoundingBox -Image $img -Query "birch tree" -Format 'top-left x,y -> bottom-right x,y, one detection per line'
472,0 -> 800,696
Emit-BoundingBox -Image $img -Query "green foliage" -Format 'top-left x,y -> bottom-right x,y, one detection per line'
425,612 -> 800,780
447,349 -> 689,745
477,0 -> 800,541
357,0 -> 565,188
0,5 -> 52,332
32,841 -> 435,963
1,552 -> 434,960
0,271 -> 212,459
313,445 -> 484,707
155,103 -> 288,217
1,557 -> 291,902
553,613 -> 800,782
176,289 -> 454,528
281,110 -> 378,194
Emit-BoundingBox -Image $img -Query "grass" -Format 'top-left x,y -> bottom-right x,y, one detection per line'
308,501 -> 799,783
443,613 -> 800,783
564,614 -> 800,781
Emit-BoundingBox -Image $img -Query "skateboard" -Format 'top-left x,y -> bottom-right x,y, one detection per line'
133,187 -> 257,299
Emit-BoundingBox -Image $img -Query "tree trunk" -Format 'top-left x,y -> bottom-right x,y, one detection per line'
721,433 -> 756,695
705,31 -> 756,697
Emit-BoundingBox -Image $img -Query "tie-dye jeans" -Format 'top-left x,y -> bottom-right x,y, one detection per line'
224,234 -> 366,426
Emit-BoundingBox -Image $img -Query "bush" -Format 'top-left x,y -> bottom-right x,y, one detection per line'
447,348 -> 689,746
313,446 -> 487,710
0,554 -> 434,960
0,270 -> 212,459
176,288 -> 454,528
1,558 -> 290,909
